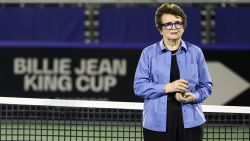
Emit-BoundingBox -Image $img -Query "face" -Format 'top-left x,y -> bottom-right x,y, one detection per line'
160,13 -> 184,40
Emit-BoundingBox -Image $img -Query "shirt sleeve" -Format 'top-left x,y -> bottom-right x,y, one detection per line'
193,48 -> 213,103
133,49 -> 165,99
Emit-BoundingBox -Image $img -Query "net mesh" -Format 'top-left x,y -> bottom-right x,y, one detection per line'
0,97 -> 249,141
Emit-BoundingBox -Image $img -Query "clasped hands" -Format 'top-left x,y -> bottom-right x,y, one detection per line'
164,79 -> 196,103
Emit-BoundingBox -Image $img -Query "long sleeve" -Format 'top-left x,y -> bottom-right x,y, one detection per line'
193,49 -> 213,103
133,49 -> 165,99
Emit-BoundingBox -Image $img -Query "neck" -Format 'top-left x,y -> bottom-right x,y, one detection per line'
163,38 -> 181,51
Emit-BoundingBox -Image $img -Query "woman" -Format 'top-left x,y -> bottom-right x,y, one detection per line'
134,3 -> 212,141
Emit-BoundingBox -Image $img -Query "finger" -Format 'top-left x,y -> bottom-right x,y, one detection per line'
181,94 -> 190,103
175,93 -> 180,101
178,83 -> 188,89
175,82 -> 188,92
183,93 -> 191,98
184,94 -> 189,98
186,96 -> 193,102
178,94 -> 186,102
184,92 -> 192,97
184,93 -> 195,102
178,85 -> 188,91
175,87 -> 187,92
178,79 -> 188,84
181,92 -> 186,97
176,86 -> 188,93
175,93 -> 183,102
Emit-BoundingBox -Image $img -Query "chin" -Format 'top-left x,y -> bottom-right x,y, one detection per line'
169,37 -> 181,40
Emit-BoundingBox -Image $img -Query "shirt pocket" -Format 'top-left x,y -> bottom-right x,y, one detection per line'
150,57 -> 168,83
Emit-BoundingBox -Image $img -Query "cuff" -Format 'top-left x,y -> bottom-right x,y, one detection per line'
193,91 -> 201,103
155,84 -> 165,94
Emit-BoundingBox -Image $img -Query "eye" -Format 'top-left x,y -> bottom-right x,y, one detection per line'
161,22 -> 173,27
165,22 -> 173,26
175,21 -> 184,26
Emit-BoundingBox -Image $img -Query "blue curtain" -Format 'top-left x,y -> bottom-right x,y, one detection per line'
216,7 -> 250,44
0,7 -> 84,42
99,6 -> 201,45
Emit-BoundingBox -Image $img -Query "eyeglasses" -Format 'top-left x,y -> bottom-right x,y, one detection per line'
161,21 -> 184,30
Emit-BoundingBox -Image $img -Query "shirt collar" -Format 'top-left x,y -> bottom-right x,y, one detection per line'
159,39 -> 188,52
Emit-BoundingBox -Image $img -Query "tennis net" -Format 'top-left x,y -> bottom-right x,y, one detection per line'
0,97 -> 249,141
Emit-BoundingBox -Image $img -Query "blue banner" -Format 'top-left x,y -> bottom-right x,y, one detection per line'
0,7 -> 84,42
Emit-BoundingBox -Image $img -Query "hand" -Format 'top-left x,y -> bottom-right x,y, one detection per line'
164,79 -> 188,93
175,92 -> 187,103
175,92 -> 196,103
183,92 -> 196,103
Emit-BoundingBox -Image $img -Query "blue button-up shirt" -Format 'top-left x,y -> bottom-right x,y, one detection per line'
134,40 -> 212,132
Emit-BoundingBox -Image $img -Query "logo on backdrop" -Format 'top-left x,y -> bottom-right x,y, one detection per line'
1,46 -> 249,104
13,57 -> 127,93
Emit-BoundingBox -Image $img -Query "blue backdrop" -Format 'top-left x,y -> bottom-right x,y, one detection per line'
216,7 -> 250,44
0,7 -> 84,41
99,6 -> 201,45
